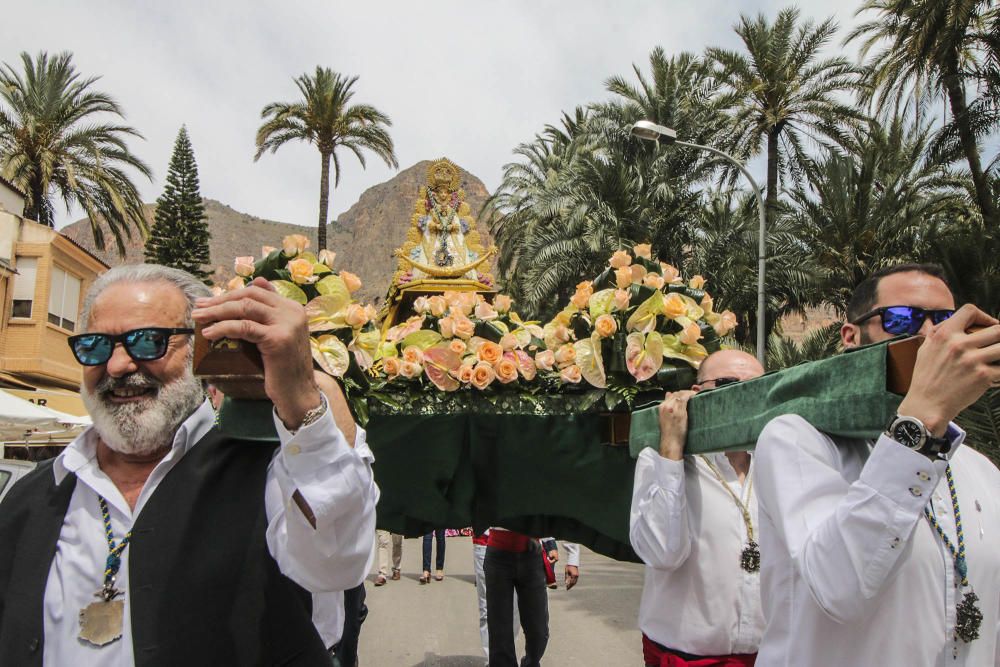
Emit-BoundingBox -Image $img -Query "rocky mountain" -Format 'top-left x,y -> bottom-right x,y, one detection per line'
60,159 -> 493,303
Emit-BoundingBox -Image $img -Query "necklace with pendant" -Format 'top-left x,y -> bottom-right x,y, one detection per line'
699,455 -> 759,573
78,496 -> 132,647
924,465 -> 983,645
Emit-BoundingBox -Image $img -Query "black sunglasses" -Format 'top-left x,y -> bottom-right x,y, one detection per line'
851,305 -> 954,336
700,376 -> 740,389
67,327 -> 194,366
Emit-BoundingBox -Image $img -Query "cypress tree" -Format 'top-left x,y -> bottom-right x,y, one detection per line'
145,126 -> 211,282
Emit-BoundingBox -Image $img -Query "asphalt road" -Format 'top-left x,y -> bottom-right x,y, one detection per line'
358,536 -> 645,666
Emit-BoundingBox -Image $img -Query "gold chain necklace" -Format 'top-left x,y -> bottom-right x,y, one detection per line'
699,455 -> 760,573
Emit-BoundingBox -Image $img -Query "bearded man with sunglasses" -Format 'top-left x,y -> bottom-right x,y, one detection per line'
630,349 -> 765,666
0,264 -> 378,666
753,263 -> 1000,666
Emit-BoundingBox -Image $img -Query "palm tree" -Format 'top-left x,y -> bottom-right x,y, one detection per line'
255,68 -> 397,249
706,8 -> 863,229
0,51 -> 151,255
849,0 -> 998,226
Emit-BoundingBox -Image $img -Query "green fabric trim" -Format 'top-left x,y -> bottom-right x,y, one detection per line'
629,340 -> 903,457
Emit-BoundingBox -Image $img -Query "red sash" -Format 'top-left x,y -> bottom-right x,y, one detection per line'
487,530 -> 532,552
472,532 -> 489,546
642,635 -> 756,667
541,550 -> 556,585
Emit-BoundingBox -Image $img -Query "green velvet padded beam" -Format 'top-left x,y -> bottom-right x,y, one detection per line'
629,339 -> 903,457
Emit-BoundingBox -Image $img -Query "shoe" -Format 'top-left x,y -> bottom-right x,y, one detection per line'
419,571 -> 430,584
391,568 -> 401,581
435,569 -> 444,581
547,582 -> 557,590
374,575 -> 387,586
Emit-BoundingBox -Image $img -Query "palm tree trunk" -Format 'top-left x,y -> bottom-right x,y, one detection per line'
317,150 -> 331,250
943,70 -> 997,227
765,127 -> 780,227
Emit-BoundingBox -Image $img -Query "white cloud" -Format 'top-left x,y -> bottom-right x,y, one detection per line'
3,0 -> 862,230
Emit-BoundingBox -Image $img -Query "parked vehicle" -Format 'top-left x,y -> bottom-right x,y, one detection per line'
0,459 -> 36,503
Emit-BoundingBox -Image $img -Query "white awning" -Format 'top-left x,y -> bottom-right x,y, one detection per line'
0,388 -> 90,441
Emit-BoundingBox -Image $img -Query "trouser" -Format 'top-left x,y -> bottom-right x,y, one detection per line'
474,542 -> 519,658
329,584 -> 368,667
422,529 -> 446,571
485,543 -> 548,667
376,530 -> 402,576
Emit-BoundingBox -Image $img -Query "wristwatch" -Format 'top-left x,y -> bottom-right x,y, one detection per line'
884,414 -> 952,459
290,394 -> 328,434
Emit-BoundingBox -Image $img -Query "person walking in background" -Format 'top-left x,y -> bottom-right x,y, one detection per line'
420,528 -> 446,584
374,530 -> 402,586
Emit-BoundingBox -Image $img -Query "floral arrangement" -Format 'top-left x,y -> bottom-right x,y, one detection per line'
225,234 -> 379,419
374,244 -> 736,410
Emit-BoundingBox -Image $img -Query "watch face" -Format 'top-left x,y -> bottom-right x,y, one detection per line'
893,420 -> 925,449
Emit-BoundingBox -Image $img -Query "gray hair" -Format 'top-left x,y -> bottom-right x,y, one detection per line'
81,264 -> 212,329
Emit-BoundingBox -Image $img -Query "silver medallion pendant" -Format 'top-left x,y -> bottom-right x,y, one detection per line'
740,541 -> 761,573
78,586 -> 124,647
955,590 -> 983,643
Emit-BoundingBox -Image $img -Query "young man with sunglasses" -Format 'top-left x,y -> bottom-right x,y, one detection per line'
630,349 -> 766,666
753,264 -> 1000,666
0,264 -> 378,665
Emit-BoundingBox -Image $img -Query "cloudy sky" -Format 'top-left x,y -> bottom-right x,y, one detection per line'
5,1 -> 862,229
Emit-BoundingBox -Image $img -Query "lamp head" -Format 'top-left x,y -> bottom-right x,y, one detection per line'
630,120 -> 677,144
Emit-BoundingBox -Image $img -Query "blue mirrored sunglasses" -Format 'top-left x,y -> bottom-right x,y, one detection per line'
851,305 -> 954,336
67,327 -> 194,366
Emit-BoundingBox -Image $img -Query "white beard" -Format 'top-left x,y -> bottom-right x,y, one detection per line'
82,368 -> 204,456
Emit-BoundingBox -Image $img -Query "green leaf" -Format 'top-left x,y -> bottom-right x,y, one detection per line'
401,330 -> 443,350
271,280 -> 307,304
315,274 -> 350,302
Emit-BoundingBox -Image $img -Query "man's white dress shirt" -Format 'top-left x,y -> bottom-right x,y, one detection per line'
630,449 -> 764,656
754,414 -> 1000,667
41,400 -> 377,666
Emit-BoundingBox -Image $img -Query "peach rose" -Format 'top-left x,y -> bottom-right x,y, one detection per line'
661,263 -> 681,284
493,294 -> 513,313
318,249 -> 336,268
288,258 -> 315,285
413,296 -> 431,314
571,280 -> 594,309
560,364 -> 582,383
439,316 -> 455,338
613,289 -> 631,311
458,363 -> 475,384
477,341 -> 504,365
714,310 -> 738,337
495,358 -> 519,384
663,292 -> 687,319
382,356 -> 401,377
594,314 -> 618,338
701,295 -> 715,314
234,256 -> 255,277
534,349 -> 556,371
643,273 -> 665,290
402,345 -> 424,364
500,333 -> 519,350
475,300 -> 499,321
453,315 -> 475,340
226,276 -> 245,292
471,362 -> 497,390
428,295 -> 448,317
630,264 -> 648,283
689,275 -> 706,289
609,250 -> 632,269
679,321 -> 703,346
448,292 -> 476,316
340,270 -> 362,293
449,339 -> 468,355
210,285 -> 224,297
554,343 -> 577,368
633,243 -> 652,259
281,234 -> 310,256
399,360 -> 422,378
364,304 -> 377,321
615,266 -> 633,289
344,303 -> 370,328
261,245 -> 277,257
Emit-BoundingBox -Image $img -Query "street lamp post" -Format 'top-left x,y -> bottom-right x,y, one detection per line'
630,120 -> 767,366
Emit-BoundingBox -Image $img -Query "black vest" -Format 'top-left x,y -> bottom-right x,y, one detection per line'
0,429 -> 331,666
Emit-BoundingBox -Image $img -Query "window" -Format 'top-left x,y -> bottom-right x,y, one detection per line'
11,257 -> 37,318
0,470 -> 11,498
47,265 -> 81,331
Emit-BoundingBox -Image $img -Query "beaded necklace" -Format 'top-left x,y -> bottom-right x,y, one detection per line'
923,465 -> 983,645
699,455 -> 759,573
